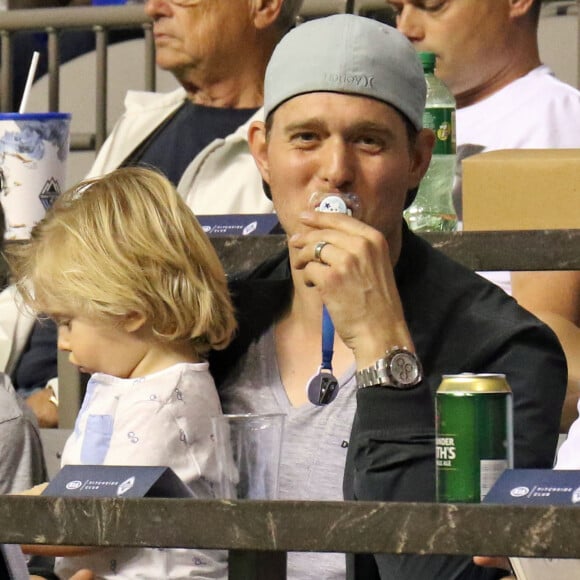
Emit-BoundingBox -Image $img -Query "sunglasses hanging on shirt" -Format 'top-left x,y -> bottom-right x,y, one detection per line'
306,306 -> 340,405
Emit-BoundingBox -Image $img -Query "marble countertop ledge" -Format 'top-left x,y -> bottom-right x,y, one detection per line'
1,496 -> 579,558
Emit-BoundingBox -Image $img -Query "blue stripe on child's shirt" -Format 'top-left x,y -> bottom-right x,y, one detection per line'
81,414 -> 114,464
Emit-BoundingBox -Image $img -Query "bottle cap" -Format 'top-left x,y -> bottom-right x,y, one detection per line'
419,52 -> 436,73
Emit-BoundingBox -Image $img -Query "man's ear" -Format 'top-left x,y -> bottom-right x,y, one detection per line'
248,120 -> 271,185
122,311 -> 147,333
408,128 -> 435,190
251,0 -> 284,30
508,0 -> 535,19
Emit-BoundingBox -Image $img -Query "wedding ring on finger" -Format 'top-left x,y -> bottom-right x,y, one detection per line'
314,241 -> 330,264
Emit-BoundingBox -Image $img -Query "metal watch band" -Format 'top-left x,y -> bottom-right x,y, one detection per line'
355,346 -> 422,389
356,357 -> 392,388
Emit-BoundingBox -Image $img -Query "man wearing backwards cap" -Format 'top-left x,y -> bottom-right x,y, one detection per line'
211,14 -> 565,580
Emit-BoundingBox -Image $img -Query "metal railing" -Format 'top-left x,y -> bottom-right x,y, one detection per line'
1,0 -> 578,152
0,1 -> 350,151
0,4 -> 154,150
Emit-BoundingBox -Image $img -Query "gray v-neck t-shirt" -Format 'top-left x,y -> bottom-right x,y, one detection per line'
219,326 -> 357,580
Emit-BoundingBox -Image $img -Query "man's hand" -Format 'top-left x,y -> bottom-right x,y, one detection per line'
70,572 -> 95,580
14,482 -> 49,496
289,210 -> 414,368
473,556 -> 514,579
26,387 -> 59,428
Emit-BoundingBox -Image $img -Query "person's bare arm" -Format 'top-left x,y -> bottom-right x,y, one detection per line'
32,569 -> 95,580
511,271 -> 580,432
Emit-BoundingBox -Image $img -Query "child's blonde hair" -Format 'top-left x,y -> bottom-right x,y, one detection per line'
8,166 -> 236,356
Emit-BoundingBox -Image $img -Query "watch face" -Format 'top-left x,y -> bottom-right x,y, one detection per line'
390,351 -> 422,386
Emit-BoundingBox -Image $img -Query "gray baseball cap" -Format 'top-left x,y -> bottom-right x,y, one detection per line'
263,14 -> 426,130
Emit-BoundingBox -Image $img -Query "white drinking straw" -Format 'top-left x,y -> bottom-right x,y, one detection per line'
18,51 -> 40,114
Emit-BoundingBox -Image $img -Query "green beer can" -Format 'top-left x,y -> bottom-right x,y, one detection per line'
436,373 -> 514,503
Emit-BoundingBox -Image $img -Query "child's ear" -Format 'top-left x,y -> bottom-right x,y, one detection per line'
122,312 -> 147,333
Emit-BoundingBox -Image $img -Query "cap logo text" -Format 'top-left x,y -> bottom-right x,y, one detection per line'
324,73 -> 375,89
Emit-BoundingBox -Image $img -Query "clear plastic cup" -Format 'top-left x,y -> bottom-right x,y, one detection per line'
210,413 -> 285,500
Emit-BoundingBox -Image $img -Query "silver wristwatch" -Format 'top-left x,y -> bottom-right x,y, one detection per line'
355,347 -> 423,389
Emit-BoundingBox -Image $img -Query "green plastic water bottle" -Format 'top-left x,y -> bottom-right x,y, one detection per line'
405,52 -> 458,232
